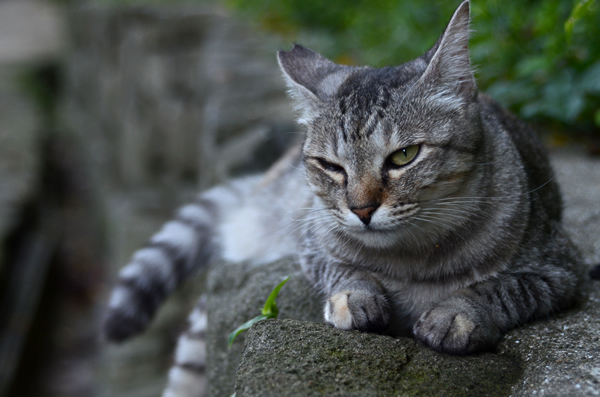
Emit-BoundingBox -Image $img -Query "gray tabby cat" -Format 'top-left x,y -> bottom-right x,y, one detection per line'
103,1 -> 584,395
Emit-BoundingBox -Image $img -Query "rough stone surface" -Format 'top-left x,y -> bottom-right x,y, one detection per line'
206,259 -> 323,397
236,320 -> 522,397
233,282 -> 600,397
204,150 -> 600,396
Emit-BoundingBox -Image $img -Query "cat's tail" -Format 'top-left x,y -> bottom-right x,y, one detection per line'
162,295 -> 208,397
102,185 -> 236,342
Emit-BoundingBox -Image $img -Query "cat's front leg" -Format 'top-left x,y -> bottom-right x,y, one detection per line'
413,291 -> 500,355
325,288 -> 390,333
320,266 -> 390,333
413,264 -> 579,354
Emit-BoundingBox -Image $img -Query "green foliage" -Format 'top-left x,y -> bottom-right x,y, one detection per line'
87,0 -> 217,5
227,276 -> 290,347
227,0 -> 600,133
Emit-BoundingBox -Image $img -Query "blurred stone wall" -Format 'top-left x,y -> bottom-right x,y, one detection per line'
0,63 -> 46,397
0,1 -> 68,396
61,6 -> 297,397
65,6 -> 297,193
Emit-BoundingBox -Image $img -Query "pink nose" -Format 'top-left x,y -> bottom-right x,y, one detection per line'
351,206 -> 378,225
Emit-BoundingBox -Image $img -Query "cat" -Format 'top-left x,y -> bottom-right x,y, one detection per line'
103,0 -> 585,395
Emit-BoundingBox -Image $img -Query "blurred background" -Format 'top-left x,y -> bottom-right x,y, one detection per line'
0,0 -> 598,396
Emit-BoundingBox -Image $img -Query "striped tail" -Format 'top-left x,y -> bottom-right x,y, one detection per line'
162,296 -> 208,397
103,191 -> 225,342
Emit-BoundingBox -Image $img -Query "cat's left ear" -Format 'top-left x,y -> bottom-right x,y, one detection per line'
421,0 -> 476,105
278,45 -> 352,125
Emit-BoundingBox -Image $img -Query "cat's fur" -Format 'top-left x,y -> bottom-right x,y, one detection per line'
104,1 -> 584,395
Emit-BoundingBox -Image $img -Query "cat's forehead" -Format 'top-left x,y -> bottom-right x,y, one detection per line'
336,59 -> 427,99
333,60 -> 428,119
310,59 -> 429,147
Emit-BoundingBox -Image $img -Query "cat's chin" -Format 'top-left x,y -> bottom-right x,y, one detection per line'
345,226 -> 410,250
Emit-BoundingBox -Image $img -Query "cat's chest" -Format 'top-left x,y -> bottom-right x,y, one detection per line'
339,251 -> 480,322
381,276 -> 467,333
384,277 -> 459,308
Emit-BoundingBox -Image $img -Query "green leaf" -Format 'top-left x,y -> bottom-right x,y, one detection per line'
227,276 -> 290,347
261,276 -> 290,317
227,314 -> 271,347
565,0 -> 597,43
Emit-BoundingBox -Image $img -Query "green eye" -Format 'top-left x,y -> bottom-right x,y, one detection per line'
389,145 -> 419,167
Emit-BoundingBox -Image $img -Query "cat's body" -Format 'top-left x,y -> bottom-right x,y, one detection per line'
104,1 -> 584,396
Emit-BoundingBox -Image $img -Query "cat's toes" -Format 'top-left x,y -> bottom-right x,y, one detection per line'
413,299 -> 499,354
324,291 -> 390,333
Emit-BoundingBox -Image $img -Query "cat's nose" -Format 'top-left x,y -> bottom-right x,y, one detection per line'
351,205 -> 378,225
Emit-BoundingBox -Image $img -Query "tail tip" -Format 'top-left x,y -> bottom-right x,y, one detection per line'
102,308 -> 146,343
589,264 -> 600,280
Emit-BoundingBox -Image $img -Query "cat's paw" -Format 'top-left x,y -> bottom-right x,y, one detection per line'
413,297 -> 500,355
324,291 -> 390,333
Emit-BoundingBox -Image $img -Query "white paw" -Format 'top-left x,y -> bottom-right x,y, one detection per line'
324,291 -> 389,332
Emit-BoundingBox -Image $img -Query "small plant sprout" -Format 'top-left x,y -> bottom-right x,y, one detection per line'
227,276 -> 290,347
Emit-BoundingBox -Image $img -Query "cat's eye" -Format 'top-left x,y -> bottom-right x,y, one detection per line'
314,157 -> 346,174
388,145 -> 420,167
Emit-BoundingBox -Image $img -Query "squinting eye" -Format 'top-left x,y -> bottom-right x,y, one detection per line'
389,145 -> 420,167
315,158 -> 346,174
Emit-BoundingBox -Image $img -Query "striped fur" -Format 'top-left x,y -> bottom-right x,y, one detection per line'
103,193 -> 220,342
162,297 -> 208,397
278,0 -> 584,353
105,1 -> 586,395
103,171 -> 308,343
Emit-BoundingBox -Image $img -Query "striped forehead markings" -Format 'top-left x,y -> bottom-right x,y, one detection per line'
338,87 -> 392,142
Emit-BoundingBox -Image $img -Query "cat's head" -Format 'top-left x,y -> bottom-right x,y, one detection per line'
279,0 -> 485,249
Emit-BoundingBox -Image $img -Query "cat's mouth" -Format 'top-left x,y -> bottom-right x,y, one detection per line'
344,225 -> 409,249
346,219 -> 409,235
342,204 -> 420,243
361,224 -> 388,233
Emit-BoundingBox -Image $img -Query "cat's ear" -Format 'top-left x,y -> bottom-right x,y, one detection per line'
278,45 -> 352,125
421,0 -> 476,106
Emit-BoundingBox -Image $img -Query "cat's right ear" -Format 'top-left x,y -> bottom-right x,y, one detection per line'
419,0 -> 477,107
278,45 -> 352,125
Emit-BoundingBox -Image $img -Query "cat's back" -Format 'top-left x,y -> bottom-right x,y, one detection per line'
479,93 -> 562,221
